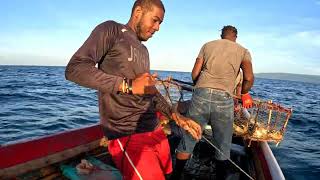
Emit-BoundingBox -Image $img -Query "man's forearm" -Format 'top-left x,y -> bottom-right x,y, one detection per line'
65,22 -> 123,94
65,58 -> 123,94
241,79 -> 254,94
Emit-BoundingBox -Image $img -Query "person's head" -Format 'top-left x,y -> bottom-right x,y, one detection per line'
220,25 -> 238,42
128,0 -> 165,41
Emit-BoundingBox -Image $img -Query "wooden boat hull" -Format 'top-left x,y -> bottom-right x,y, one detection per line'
0,124 -> 284,180
0,125 -> 105,179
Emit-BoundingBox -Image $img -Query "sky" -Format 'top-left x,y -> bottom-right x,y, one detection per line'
0,0 -> 320,75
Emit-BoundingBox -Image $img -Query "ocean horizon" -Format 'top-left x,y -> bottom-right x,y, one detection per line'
0,65 -> 319,179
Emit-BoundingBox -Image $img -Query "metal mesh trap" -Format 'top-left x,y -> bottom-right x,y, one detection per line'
234,99 -> 292,146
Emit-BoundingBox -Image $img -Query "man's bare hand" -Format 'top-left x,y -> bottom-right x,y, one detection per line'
132,73 -> 158,95
172,112 -> 202,140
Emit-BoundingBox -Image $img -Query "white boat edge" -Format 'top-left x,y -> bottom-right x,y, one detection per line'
242,108 -> 285,180
204,108 -> 286,180
260,141 -> 285,180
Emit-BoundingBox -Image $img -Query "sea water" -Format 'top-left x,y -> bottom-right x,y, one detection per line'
0,65 -> 319,179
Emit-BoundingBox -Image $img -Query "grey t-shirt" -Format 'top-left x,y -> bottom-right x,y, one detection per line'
66,21 -> 167,139
195,39 -> 252,95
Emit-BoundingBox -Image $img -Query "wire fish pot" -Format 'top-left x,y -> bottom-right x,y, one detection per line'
234,99 -> 293,147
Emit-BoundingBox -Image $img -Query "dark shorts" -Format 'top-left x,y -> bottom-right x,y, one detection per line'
176,88 -> 234,160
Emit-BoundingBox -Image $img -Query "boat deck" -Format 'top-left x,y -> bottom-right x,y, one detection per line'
0,124 -> 276,180
170,132 -> 257,180
15,146 -> 114,180
16,137 -> 254,180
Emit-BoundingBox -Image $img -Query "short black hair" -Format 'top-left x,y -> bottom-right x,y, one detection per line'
221,25 -> 238,39
131,0 -> 165,15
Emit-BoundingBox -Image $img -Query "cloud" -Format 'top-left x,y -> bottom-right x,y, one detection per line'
239,29 -> 320,75
295,30 -> 320,46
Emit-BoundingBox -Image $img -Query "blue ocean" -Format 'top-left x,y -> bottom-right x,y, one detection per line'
0,65 -> 319,179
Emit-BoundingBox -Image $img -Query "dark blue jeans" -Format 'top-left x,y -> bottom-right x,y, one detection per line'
177,88 -> 234,160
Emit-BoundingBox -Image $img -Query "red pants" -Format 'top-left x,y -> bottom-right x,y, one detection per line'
108,127 -> 172,180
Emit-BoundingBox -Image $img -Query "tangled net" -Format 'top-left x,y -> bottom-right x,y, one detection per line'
155,77 -> 192,124
234,100 -> 292,146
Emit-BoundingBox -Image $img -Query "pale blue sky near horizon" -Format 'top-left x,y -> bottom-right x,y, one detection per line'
0,0 -> 319,75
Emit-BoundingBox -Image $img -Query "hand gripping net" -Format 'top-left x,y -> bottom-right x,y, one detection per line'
155,77 -> 192,136
234,99 -> 293,146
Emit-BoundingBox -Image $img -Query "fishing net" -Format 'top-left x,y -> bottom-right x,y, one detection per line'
234,100 -> 292,146
156,77 -> 192,103
156,77 -> 192,115
155,77 -> 204,144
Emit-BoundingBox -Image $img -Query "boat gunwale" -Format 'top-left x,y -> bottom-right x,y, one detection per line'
0,124 -> 103,172
0,123 -> 284,180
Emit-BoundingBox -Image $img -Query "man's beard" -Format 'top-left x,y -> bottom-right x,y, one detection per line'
136,16 -> 148,41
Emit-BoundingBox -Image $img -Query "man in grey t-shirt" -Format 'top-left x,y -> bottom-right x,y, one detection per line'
171,25 -> 254,179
